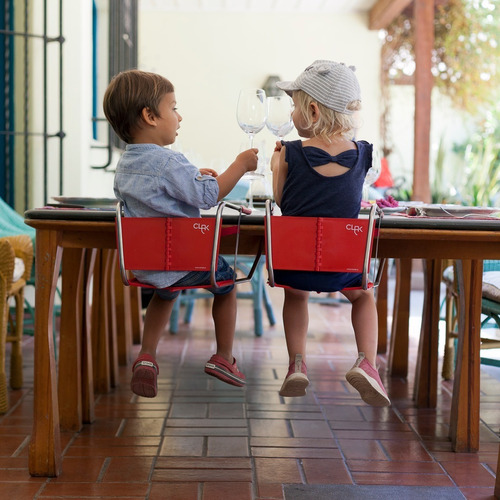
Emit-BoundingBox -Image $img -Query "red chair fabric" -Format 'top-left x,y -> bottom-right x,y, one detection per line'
116,201 -> 259,292
264,200 -> 382,291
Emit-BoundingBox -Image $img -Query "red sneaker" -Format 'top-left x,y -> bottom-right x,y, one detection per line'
345,353 -> 391,407
131,354 -> 159,398
279,354 -> 309,397
205,354 -> 246,387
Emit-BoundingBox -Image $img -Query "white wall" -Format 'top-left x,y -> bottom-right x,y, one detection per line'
31,5 -> 381,206
137,10 -> 382,172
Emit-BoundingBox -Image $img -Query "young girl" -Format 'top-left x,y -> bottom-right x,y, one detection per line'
270,60 -> 390,407
103,69 -> 258,398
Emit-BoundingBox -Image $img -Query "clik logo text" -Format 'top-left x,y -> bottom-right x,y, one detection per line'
193,222 -> 210,234
346,224 -> 363,236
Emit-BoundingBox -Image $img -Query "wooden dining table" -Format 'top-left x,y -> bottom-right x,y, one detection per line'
24,204 -> 500,476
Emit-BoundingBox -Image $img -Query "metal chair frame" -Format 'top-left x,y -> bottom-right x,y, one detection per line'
264,199 -> 384,292
116,201 -> 261,292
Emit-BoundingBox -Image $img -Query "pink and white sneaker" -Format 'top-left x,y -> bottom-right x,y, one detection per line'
279,354 -> 309,397
345,353 -> 391,407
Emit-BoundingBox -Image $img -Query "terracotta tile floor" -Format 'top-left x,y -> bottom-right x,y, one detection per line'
1,279 -> 499,499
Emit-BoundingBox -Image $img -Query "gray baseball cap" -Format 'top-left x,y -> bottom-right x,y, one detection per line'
276,60 -> 361,114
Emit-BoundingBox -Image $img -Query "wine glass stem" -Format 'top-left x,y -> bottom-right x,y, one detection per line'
249,133 -> 254,149
248,179 -> 254,209
362,183 -> 370,201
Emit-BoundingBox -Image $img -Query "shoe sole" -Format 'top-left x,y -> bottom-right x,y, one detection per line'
205,363 -> 245,387
345,368 -> 391,407
279,373 -> 309,397
131,366 -> 157,398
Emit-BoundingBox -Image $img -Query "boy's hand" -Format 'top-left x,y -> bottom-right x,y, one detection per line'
236,148 -> 259,173
199,168 -> 218,177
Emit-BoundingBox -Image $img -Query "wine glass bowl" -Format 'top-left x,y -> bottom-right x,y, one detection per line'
365,149 -> 382,186
265,95 -> 294,140
236,89 -> 267,149
362,148 -> 382,201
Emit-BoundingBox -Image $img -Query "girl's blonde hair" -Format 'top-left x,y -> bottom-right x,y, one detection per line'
294,89 -> 360,142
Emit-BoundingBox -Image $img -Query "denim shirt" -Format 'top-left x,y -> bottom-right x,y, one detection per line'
114,143 -> 219,287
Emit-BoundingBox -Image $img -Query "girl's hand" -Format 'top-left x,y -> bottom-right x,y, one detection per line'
270,141 -> 282,173
199,168 -> 218,177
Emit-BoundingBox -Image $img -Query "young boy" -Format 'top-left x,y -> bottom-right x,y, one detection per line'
103,69 -> 258,398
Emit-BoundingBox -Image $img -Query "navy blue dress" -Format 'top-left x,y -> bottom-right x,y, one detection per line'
275,139 -> 373,292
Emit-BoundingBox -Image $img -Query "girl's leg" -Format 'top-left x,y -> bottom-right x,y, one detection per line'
342,288 -> 390,407
279,288 -> 310,397
283,288 -> 309,364
341,288 -> 378,366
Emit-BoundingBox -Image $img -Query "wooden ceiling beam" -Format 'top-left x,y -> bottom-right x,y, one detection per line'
369,0 -> 413,29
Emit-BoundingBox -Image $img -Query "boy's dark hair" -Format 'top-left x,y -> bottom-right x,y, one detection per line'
103,69 -> 174,144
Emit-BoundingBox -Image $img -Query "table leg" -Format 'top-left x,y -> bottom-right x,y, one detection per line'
114,254 -> 133,366
92,250 -> 111,393
58,248 -> 85,431
388,259 -> 412,377
413,259 -> 441,408
105,250 -> 119,387
29,229 -> 63,477
450,259 -> 482,452
495,442 -> 500,498
376,263 -> 388,354
130,287 -> 143,346
82,250 -> 96,424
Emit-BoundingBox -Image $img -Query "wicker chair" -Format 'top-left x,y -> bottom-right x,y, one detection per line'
0,235 -> 34,413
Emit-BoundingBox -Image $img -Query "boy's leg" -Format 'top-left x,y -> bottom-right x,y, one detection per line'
140,292 -> 177,357
132,291 -> 176,398
205,287 -> 246,387
212,287 -> 237,361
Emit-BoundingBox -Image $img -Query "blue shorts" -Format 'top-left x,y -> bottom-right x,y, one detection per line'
155,256 -> 235,301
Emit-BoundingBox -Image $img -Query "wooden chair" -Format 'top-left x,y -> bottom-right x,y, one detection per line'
264,200 -> 384,292
0,235 -> 34,413
115,200 -> 261,298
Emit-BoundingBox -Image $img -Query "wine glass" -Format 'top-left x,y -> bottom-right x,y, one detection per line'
265,95 -> 294,141
236,89 -> 267,203
236,88 -> 266,149
362,148 -> 382,201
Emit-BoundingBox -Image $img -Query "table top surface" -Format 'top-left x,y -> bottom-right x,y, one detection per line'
25,204 -> 500,231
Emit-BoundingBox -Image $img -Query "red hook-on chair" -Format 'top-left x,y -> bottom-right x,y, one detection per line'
116,201 -> 262,292
264,199 -> 384,291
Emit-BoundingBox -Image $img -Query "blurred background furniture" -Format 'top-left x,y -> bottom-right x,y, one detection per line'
442,259 -> 500,380
0,234 -> 34,413
0,196 -> 37,335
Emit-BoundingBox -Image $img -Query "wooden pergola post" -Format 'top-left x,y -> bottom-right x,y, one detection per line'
370,0 -> 435,203
413,0 -> 434,202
